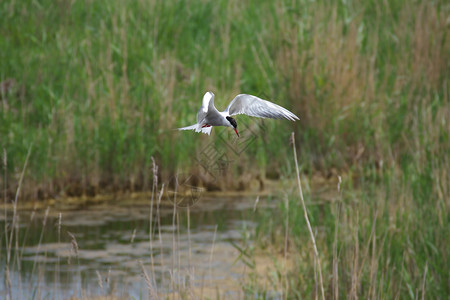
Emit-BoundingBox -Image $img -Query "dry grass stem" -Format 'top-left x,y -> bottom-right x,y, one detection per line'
291,132 -> 325,300
140,260 -> 158,299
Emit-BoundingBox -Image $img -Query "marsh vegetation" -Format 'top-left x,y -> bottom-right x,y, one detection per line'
1,0 -> 448,298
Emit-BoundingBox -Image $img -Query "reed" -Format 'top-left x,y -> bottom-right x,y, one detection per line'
1,0 -> 447,201
291,132 -> 325,299
0,0 -> 447,298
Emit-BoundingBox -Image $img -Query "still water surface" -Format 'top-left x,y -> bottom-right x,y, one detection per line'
1,194 -> 274,299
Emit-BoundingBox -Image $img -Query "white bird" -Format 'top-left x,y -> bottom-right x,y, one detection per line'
178,92 -> 299,137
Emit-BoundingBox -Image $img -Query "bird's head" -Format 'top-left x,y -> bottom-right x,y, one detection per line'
226,116 -> 239,137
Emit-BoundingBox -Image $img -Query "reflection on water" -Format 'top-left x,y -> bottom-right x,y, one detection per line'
1,195 -> 274,299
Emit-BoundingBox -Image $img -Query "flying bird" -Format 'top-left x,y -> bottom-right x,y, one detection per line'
178,92 -> 299,137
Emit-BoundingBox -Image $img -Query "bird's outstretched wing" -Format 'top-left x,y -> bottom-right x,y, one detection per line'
196,91 -> 221,124
225,94 -> 299,121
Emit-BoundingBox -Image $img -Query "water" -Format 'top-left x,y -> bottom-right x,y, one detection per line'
1,194 -> 273,299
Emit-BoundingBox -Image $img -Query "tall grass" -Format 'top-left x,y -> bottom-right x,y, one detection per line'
0,0 -> 448,297
247,150 -> 447,299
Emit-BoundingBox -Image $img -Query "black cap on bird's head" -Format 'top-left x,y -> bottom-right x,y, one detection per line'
226,116 -> 239,137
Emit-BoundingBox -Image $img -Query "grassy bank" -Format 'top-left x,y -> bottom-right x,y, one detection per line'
243,137 -> 448,298
1,0 -> 448,199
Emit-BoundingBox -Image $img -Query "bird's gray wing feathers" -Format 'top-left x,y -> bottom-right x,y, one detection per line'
225,94 -> 299,121
196,91 -> 222,124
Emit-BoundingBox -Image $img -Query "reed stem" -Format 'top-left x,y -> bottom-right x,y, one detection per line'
291,132 -> 325,300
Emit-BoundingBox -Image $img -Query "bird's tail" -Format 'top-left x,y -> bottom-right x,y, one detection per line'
178,124 -> 198,131
178,124 -> 212,135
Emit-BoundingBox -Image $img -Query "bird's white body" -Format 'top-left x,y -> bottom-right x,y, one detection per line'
178,92 -> 299,136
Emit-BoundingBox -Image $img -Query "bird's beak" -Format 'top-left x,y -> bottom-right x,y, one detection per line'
234,128 -> 240,137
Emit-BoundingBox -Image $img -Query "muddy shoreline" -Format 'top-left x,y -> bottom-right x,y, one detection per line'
2,175 -> 340,214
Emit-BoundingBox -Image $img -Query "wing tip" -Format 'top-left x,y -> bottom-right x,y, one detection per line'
291,114 -> 300,121
281,110 -> 300,121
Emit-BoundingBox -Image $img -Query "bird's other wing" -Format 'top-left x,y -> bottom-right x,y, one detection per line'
196,92 -> 212,124
196,91 -> 222,124
225,94 -> 299,121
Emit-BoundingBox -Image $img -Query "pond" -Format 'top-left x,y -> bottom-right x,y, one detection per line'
1,193 -> 276,299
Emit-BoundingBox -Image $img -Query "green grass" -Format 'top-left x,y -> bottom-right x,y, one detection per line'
248,166 -> 448,298
0,0 -> 448,298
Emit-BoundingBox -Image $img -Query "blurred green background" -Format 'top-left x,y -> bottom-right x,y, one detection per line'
0,0 -> 448,298
1,0 -> 448,200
